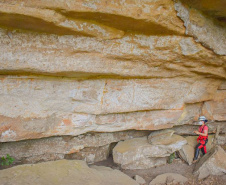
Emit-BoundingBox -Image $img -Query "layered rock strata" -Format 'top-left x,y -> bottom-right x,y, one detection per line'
174,0 -> 226,55
0,0 -> 225,166
0,130 -> 149,164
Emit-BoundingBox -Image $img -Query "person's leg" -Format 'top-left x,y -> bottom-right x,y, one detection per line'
194,143 -> 202,160
201,147 -> 205,155
203,145 -> 207,154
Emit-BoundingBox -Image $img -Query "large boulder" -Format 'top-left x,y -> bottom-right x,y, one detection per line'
193,146 -> 226,179
0,159 -> 139,185
134,175 -> 146,185
149,173 -> 188,185
148,129 -> 175,145
113,135 -> 187,169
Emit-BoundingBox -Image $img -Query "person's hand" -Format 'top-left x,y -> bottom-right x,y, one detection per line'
194,131 -> 199,134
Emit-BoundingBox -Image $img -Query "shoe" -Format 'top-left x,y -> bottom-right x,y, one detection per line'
192,159 -> 197,164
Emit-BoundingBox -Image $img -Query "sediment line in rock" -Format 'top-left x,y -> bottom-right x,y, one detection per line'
1,28 -> 225,79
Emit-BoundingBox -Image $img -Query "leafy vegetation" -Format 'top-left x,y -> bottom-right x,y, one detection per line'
0,154 -> 15,166
168,152 -> 176,164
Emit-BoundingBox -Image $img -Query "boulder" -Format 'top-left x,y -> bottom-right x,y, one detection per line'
134,175 -> 146,185
217,134 -> 226,146
121,157 -> 168,170
194,146 -> 226,179
113,135 -> 187,169
0,159 -> 139,185
148,129 -> 175,145
149,173 -> 188,185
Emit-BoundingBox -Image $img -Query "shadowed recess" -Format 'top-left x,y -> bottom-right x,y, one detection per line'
180,0 -> 226,24
0,12 -> 92,36
60,11 -> 182,36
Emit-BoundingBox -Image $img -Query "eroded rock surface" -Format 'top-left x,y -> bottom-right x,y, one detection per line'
174,0 -> 226,55
0,159 -> 139,185
113,134 -> 187,169
148,129 -> 175,145
0,77 -> 222,142
149,173 -> 188,185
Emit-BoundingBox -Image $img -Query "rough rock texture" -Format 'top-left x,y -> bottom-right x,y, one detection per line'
173,121 -> 226,136
64,144 -> 111,164
174,0 -> 226,55
193,146 -> 226,179
0,159 -> 139,185
217,134 -> 226,146
0,0 -> 225,165
148,129 -> 175,145
0,77 -> 222,142
0,130 -> 149,164
134,175 -> 146,185
202,89 -> 226,121
113,134 -> 187,169
149,173 -> 188,185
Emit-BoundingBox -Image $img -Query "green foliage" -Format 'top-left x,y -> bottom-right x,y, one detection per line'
0,154 -> 15,166
168,152 -> 176,164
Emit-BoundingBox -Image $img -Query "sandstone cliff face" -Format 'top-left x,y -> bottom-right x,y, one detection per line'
0,0 -> 225,164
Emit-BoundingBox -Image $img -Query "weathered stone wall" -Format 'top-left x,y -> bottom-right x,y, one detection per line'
0,0 -> 225,164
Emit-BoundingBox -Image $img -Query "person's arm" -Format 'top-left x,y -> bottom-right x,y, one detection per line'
194,130 -> 208,136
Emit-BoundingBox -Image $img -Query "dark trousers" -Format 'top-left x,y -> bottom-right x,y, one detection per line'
194,139 -> 208,160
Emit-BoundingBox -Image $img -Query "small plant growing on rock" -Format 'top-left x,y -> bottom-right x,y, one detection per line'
0,154 -> 15,166
168,152 -> 176,164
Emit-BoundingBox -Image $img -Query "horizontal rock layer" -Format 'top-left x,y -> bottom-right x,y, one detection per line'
172,121 -> 226,135
0,130 -> 149,164
1,75 -> 224,142
0,28 -> 225,79
0,0 -> 184,36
